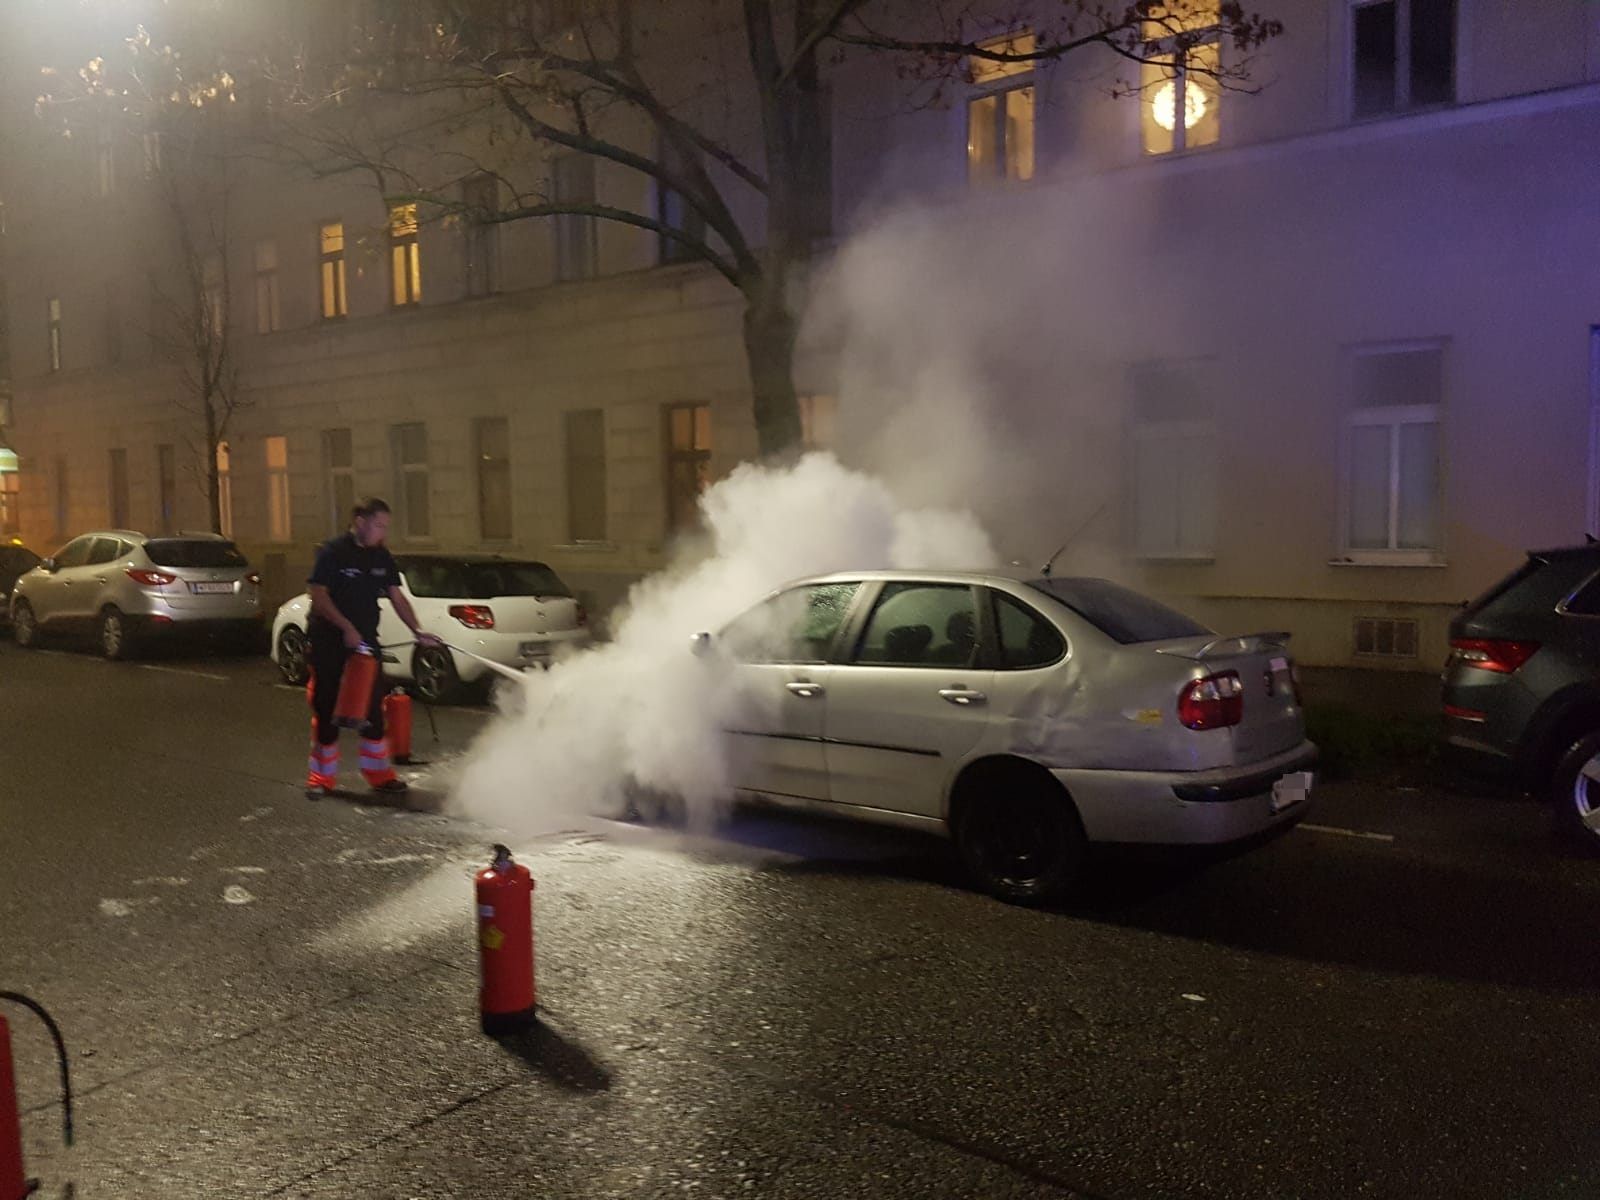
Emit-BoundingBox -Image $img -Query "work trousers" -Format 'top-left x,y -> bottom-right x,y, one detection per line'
305,625 -> 396,789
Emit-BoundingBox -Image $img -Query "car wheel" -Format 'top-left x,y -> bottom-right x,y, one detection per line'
277,625 -> 310,686
11,600 -> 38,648
412,645 -> 464,705
1551,731 -> 1600,855
955,771 -> 1086,905
99,606 -> 136,661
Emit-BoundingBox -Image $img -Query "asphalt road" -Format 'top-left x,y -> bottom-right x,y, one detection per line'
2,640 -> 1598,1199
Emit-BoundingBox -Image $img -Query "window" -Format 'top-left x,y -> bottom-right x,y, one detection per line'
142,130 -> 163,178
476,417 -> 512,541
255,239 -> 281,334
96,128 -> 115,198
1352,0 -> 1455,118
993,592 -> 1066,669
108,448 -> 129,528
215,441 -> 234,537
1030,577 -> 1209,644
1129,362 -> 1217,559
320,221 -> 348,319
799,394 -> 839,451
265,435 -> 291,541
389,202 -> 422,306
0,473 -> 18,536
324,428 -> 355,531
1141,6 -> 1221,154
967,32 -> 1035,185
853,583 -> 980,668
392,422 -> 431,539
53,457 -> 68,537
104,292 -> 122,365
552,154 -> 597,281
202,253 -> 225,339
54,536 -> 95,569
87,536 -> 122,567
462,175 -> 499,297
664,403 -> 711,533
1354,616 -> 1419,658
657,141 -> 707,264
157,443 -> 177,533
723,583 -> 860,664
48,298 -> 62,372
1344,345 -> 1443,556
565,409 -> 608,542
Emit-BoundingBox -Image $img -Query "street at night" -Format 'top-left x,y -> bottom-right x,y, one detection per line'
4,641 -> 1597,1199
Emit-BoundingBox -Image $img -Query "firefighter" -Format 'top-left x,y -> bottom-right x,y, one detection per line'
304,496 -> 441,799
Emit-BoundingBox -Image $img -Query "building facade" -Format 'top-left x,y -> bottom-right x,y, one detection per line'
3,0 -> 1599,667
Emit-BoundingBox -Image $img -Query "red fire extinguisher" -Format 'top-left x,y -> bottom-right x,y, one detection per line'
475,845 -> 536,1035
0,993 -> 73,1200
333,645 -> 380,728
382,688 -> 413,763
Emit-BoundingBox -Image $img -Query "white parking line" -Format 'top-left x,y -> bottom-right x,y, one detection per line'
139,664 -> 229,682
1298,822 -> 1397,843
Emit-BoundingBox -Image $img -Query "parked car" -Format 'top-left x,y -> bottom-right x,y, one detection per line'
271,553 -> 590,702
10,531 -> 264,658
0,541 -> 41,626
1442,542 -> 1600,848
699,569 -> 1317,904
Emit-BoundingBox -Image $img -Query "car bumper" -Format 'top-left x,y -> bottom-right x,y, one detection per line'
132,614 -> 266,640
444,628 -> 591,681
1053,741 -> 1319,845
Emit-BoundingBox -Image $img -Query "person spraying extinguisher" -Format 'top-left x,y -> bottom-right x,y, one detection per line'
304,496 -> 441,800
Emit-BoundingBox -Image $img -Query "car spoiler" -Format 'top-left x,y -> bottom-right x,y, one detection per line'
1156,631 -> 1292,661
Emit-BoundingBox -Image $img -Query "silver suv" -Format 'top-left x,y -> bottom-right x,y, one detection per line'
10,530 -> 264,659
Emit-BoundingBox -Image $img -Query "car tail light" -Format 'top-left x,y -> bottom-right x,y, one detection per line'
1449,638 -> 1540,675
126,568 -> 176,587
244,571 -> 262,587
1178,671 -> 1244,731
449,604 -> 495,630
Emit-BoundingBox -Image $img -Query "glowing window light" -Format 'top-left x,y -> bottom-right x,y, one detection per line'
1152,78 -> 1208,132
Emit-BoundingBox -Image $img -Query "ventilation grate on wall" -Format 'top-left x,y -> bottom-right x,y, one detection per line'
1354,617 -> 1419,659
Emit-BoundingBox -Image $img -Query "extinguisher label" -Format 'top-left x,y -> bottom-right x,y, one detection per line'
477,905 -> 495,918
481,924 -> 505,951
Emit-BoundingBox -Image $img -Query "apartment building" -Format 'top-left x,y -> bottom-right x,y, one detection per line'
2,0 -> 1597,667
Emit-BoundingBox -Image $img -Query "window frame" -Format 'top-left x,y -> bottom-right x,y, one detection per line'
475,415 -> 513,542
462,174 -> 500,297
254,238 -> 281,334
1126,359 -> 1219,563
389,202 -> 422,308
988,588 -> 1069,671
318,220 -> 349,320
156,443 -> 177,534
1337,339 -> 1447,566
722,581 -> 867,666
663,402 -> 712,534
551,153 -> 598,282
108,448 -> 130,529
564,408 -> 609,544
264,435 -> 291,542
47,298 -> 62,373
1346,0 -> 1459,121
323,428 -> 356,534
965,31 -> 1037,186
215,440 -> 234,538
391,422 -> 433,541
847,581 -> 986,670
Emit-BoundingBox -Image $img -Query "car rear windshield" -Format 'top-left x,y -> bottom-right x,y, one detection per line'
400,559 -> 571,600
144,539 -> 249,569
1028,577 -> 1210,645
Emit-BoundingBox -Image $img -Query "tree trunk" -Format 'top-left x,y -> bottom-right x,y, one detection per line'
203,399 -> 221,534
742,281 -> 802,459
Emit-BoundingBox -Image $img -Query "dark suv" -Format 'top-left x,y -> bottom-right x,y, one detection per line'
1443,543 -> 1600,846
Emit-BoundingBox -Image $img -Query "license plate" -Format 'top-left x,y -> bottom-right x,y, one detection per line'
519,641 -> 548,658
190,581 -> 234,595
1270,771 -> 1313,813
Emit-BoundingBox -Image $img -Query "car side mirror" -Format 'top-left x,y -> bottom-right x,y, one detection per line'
41,558 -> 57,573
689,632 -> 713,657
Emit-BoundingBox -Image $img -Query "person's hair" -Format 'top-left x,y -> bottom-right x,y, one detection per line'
351,497 -> 391,521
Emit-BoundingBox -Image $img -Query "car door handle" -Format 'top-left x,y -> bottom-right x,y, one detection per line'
939,688 -> 987,706
786,681 -> 824,698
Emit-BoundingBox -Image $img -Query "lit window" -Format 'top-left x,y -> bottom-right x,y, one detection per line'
265,435 -> 291,541
320,221 -> 348,319
1344,345 -> 1444,556
552,155 -> 597,281
967,32 -> 1035,185
216,441 -> 234,537
462,176 -> 499,297
1129,363 -> 1217,560
664,403 -> 711,533
1352,0 -> 1455,118
324,428 -> 355,531
798,394 -> 838,451
1141,6 -> 1221,155
255,239 -> 281,334
476,417 -> 512,541
389,202 -> 422,306
0,469 -> 18,536
47,298 -> 62,372
392,422 -> 431,539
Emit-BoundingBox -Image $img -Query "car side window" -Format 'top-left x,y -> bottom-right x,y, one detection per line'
1563,570 -> 1600,616
723,583 -> 859,664
87,537 -> 121,566
852,583 -> 979,668
54,538 -> 94,569
993,593 -> 1066,669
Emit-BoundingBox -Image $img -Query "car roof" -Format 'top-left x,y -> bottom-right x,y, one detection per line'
395,552 -> 554,565
1530,542 -> 1600,563
802,567 -> 1056,589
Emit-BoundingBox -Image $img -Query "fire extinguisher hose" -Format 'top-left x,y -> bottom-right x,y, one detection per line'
0,992 -> 73,1149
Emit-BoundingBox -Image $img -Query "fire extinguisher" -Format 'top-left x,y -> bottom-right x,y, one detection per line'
382,688 -> 413,764
475,845 -> 536,1036
332,645 -> 380,728
0,992 -> 73,1200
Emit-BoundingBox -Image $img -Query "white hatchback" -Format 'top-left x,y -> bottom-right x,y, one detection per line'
271,554 -> 589,702
705,570 -> 1318,903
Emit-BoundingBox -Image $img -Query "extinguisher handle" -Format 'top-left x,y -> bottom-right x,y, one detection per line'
0,991 -> 72,1149
491,843 -> 514,869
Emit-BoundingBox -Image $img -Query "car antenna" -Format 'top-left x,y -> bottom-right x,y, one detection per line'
1039,503 -> 1108,579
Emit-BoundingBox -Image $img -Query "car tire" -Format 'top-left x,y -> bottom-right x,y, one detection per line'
11,600 -> 38,648
277,625 -> 310,686
955,770 -> 1087,906
99,606 -> 136,661
1551,731 -> 1600,855
412,644 -> 464,705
